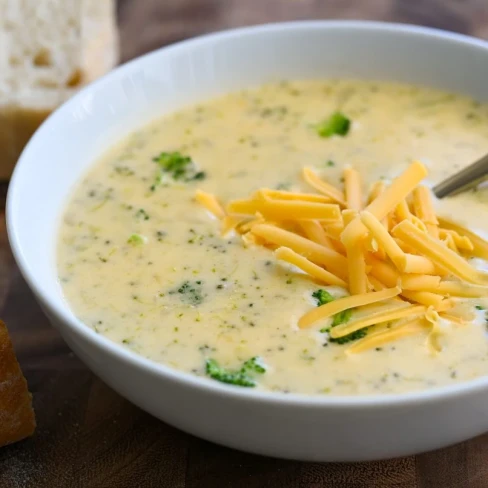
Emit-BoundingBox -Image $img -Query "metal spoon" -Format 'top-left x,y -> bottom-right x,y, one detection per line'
433,153 -> 488,198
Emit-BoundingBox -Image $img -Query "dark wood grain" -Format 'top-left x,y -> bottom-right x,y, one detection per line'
3,0 -> 488,486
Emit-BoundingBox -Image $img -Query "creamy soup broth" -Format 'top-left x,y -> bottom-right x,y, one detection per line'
58,80 -> 488,395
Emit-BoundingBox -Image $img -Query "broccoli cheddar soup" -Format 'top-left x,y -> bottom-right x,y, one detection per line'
58,80 -> 488,395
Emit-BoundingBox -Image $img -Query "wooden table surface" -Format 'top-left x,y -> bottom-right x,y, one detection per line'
3,1 -> 488,486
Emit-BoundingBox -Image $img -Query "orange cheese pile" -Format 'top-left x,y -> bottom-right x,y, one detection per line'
196,161 -> 488,353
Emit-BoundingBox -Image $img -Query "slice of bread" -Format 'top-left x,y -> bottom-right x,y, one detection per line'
0,320 -> 36,447
0,0 -> 119,179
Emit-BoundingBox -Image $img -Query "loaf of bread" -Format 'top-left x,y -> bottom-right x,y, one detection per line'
0,320 -> 36,447
0,0 -> 119,179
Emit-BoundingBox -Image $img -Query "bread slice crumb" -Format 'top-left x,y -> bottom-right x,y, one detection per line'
0,0 -> 119,179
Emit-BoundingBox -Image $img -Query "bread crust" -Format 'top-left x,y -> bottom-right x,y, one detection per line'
0,107 -> 51,180
0,320 -> 36,447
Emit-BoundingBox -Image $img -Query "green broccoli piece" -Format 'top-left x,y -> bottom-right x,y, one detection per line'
329,307 -> 365,344
313,289 -> 366,344
242,356 -> 266,374
331,308 -> 353,327
127,233 -> 147,245
315,112 -> 351,138
151,151 -> 206,190
312,289 -> 335,306
153,151 -> 191,177
329,328 -> 367,344
205,359 -> 256,387
205,356 -> 266,387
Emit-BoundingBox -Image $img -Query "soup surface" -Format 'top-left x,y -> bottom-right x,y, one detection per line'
58,80 -> 488,395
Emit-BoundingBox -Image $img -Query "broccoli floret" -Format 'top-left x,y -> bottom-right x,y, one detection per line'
312,289 -> 335,306
313,289 -> 366,344
127,233 -> 147,245
329,307 -> 365,344
331,308 -> 352,327
242,356 -> 266,374
205,356 -> 266,387
151,151 -> 206,190
315,112 -> 351,138
205,359 -> 256,387
153,151 -> 191,177
329,328 -> 367,344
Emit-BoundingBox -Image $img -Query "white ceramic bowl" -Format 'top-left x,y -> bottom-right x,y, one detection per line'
7,21 -> 488,462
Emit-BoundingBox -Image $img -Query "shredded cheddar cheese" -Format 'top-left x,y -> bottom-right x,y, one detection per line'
343,167 -> 363,210
196,160 -> 488,353
400,274 -> 442,291
401,254 -> 438,275
299,220 -> 334,248
254,188 -> 333,203
401,290 -> 447,308
275,247 -> 347,288
227,199 -> 341,221
395,199 -> 411,222
250,224 -> 347,278
298,286 -> 401,328
345,237 -> 369,295
368,181 -> 386,205
346,318 -> 430,354
392,220 -> 488,284
360,210 -> 406,269
302,167 -> 346,206
195,190 -> 225,219
412,185 -> 439,238
340,161 -> 428,247
330,304 -> 426,339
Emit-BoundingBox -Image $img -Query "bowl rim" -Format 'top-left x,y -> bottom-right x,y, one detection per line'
7,19 -> 488,408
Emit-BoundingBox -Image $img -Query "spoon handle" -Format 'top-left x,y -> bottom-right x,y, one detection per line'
433,153 -> 488,198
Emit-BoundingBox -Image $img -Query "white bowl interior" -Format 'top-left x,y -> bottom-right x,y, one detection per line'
8,20 -> 488,381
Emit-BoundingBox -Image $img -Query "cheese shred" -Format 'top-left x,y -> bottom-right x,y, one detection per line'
299,286 -> 401,328
195,190 -> 225,219
275,247 -> 347,288
196,160 -> 488,353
